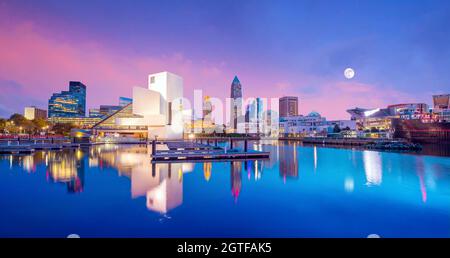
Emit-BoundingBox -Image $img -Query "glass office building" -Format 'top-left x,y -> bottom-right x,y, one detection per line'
119,97 -> 133,107
48,81 -> 86,118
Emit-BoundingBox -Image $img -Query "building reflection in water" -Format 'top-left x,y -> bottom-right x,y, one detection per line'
230,161 -> 242,201
203,162 -> 212,181
93,145 -> 184,214
244,160 -> 263,181
362,150 -> 382,186
415,157 -> 427,203
47,149 -> 85,193
279,141 -> 299,181
344,176 -> 354,193
313,146 -> 318,172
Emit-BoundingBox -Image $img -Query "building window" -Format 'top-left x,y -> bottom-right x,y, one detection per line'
168,102 -> 172,125
150,76 -> 155,83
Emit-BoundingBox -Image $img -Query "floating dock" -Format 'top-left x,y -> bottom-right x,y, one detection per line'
0,145 -> 35,154
152,149 -> 270,162
151,140 -> 270,162
0,142 -> 81,153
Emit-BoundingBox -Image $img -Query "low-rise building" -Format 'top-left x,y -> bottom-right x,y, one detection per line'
24,106 -> 47,120
279,111 -> 328,137
48,116 -> 102,129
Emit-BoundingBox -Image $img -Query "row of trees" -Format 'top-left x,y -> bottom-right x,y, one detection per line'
0,113 -> 50,135
0,114 -> 81,136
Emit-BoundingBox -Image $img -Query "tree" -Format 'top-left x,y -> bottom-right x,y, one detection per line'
9,113 -> 27,126
33,118 -> 49,130
0,118 -> 6,133
8,114 -> 36,134
52,123 -> 79,136
333,124 -> 341,133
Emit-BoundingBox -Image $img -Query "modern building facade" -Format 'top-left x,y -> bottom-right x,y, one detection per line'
347,102 -> 435,138
279,111 -> 328,137
48,116 -> 102,129
24,106 -> 47,120
244,98 -> 264,134
119,97 -> 133,107
229,76 -> 243,131
93,71 -> 184,140
433,94 -> 450,111
89,108 -> 103,118
48,81 -> 86,118
387,103 -> 429,115
99,105 -> 122,117
279,96 -> 298,118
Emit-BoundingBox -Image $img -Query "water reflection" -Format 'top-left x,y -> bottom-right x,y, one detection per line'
91,145 -> 184,214
362,150 -> 383,186
203,162 -> 212,181
47,150 -> 85,193
1,142 -> 449,221
231,161 -> 242,201
279,141 -> 299,180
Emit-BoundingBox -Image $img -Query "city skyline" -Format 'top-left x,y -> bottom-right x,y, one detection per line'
1,0 -> 450,120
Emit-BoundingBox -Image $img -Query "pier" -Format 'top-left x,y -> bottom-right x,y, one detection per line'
151,140 -> 270,162
0,137 -> 80,154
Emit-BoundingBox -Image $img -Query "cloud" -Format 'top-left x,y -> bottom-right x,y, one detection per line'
0,16 -> 422,120
0,20 -> 234,114
297,80 -> 418,119
0,79 -> 45,118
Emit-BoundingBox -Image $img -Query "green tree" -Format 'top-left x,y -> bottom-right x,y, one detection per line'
0,118 -> 6,133
52,123 -> 79,136
33,118 -> 49,130
8,114 -> 36,134
9,113 -> 27,126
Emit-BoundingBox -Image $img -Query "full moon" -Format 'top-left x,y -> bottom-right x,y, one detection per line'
344,68 -> 355,79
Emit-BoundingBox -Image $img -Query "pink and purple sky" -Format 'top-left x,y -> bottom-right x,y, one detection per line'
1,0 -> 449,119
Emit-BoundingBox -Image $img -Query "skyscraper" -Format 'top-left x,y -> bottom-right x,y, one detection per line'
230,76 -> 243,130
48,81 -> 86,118
279,96 -> 298,118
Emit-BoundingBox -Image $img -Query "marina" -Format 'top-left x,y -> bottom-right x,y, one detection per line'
1,142 -> 449,237
151,140 -> 270,162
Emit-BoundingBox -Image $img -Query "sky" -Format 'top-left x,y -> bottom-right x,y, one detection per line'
0,0 -> 449,119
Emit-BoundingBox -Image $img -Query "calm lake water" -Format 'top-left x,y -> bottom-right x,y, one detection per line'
1,141 -> 449,238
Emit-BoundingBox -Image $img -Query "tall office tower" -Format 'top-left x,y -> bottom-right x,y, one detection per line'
230,76 -> 243,130
245,98 -> 263,121
279,96 -> 298,118
24,106 -> 47,120
245,101 -> 254,123
48,81 -> 86,117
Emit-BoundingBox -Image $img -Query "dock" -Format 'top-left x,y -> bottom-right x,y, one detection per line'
0,145 -> 35,154
151,140 -> 270,162
0,139 -> 81,154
